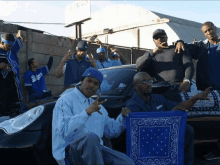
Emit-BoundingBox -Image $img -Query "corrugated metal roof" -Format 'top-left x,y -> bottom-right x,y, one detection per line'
152,11 -> 220,42
151,11 -> 203,28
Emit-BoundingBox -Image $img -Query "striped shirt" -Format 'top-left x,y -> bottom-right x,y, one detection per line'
0,37 -> 23,101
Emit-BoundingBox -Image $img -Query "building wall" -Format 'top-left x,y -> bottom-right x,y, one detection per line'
69,4 -> 220,50
139,23 -> 180,49
68,4 -> 158,38
81,22 -> 180,50
1,23 -> 144,103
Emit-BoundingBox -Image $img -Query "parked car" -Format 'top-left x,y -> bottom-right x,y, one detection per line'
0,64 -> 220,165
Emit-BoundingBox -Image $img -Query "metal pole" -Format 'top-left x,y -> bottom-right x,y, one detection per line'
75,24 -> 78,40
79,23 -> 82,41
131,48 -> 133,64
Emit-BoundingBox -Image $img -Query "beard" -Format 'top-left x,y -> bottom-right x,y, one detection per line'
143,92 -> 151,97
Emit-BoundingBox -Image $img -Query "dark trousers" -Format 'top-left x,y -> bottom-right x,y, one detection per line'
65,132 -> 135,165
185,124 -> 194,165
29,91 -> 52,102
162,84 -> 183,103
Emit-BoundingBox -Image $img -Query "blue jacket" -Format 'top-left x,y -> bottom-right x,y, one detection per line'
185,40 -> 220,90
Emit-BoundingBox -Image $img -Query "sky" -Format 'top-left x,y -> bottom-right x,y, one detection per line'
0,1 -> 219,37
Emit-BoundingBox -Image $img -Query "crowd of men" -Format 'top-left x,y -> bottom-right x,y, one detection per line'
0,21 -> 219,164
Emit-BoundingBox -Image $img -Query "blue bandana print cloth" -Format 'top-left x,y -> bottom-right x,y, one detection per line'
126,111 -> 187,165
180,90 -> 220,117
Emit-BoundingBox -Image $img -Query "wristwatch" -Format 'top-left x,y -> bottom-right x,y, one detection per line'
183,79 -> 191,83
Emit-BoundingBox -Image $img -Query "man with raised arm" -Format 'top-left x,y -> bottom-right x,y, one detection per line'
55,40 -> 97,88
136,29 -> 194,94
94,38 -> 124,68
24,52 -> 57,102
0,31 -> 26,113
175,21 -> 220,160
52,68 -> 135,165
126,72 -> 211,165
175,21 -> 220,91
95,47 -> 122,69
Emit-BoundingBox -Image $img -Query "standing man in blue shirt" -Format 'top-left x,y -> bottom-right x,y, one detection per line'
23,52 -> 56,102
95,47 -> 122,69
95,44 -> 123,69
176,22 -> 220,91
55,40 -> 97,88
112,52 -> 122,65
126,72 -> 211,165
52,68 -> 134,165
175,21 -> 220,160
109,44 -> 126,64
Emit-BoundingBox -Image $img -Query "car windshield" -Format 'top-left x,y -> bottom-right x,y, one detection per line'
96,68 -> 137,96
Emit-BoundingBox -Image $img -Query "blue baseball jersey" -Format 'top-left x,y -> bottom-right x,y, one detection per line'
24,66 -> 49,95
0,37 -> 23,101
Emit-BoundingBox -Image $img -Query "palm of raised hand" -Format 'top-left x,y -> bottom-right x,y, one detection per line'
64,50 -> 74,61
16,30 -> 27,42
87,53 -> 94,60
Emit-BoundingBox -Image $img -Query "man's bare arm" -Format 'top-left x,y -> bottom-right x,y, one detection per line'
87,54 -> 97,69
55,61 -> 66,78
55,50 -> 73,78
116,51 -> 126,64
173,87 -> 211,111
136,52 -> 153,69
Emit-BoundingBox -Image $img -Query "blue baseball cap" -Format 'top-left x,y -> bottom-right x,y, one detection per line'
112,52 -> 118,57
96,47 -> 106,54
77,40 -> 88,51
82,68 -> 103,84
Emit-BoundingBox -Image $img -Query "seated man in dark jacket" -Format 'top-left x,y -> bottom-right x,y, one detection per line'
136,29 -> 194,96
126,72 -> 211,165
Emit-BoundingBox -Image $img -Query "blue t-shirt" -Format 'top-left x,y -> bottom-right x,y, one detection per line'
207,43 -> 220,89
0,37 -> 23,101
64,54 -> 92,87
24,66 -> 49,95
126,92 -> 178,112
95,59 -> 122,69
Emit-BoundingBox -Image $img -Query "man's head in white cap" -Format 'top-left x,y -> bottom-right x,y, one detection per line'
112,52 -> 119,61
0,33 -> 15,51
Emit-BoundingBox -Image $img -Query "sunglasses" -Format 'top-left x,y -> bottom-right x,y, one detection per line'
153,36 -> 166,40
137,79 -> 154,85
